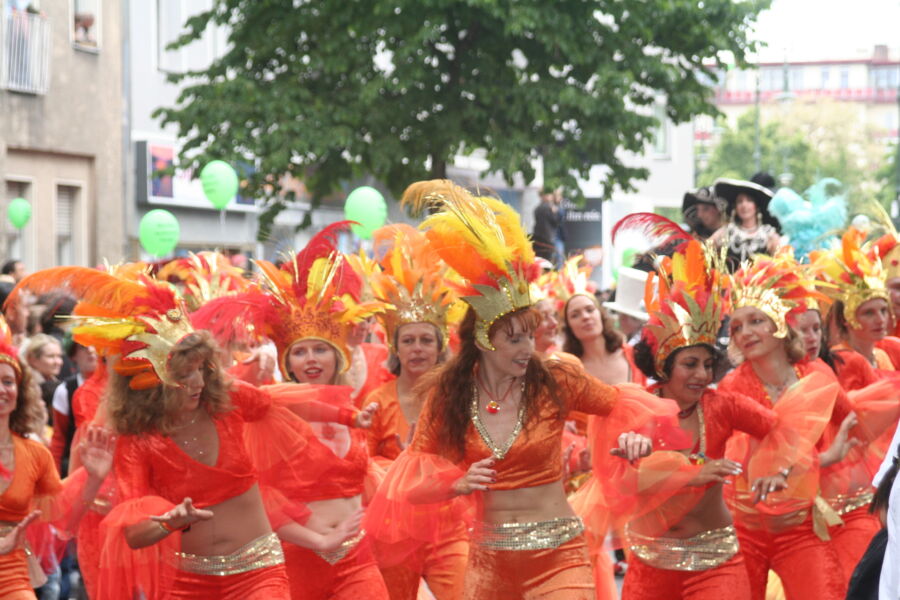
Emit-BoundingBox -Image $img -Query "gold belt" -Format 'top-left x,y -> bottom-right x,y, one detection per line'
626,525 -> 739,572
176,532 -> 284,576
314,529 -> 366,565
827,490 -> 874,516
471,517 -> 584,551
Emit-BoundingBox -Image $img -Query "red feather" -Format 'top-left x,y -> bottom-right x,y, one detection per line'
284,221 -> 353,299
611,212 -> 691,247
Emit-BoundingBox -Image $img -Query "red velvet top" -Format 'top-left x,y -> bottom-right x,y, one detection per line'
412,361 -> 619,490
831,346 -> 879,391
659,389 -> 778,460
717,359 -> 851,450
283,428 -> 368,502
875,336 -> 900,371
114,381 -> 269,509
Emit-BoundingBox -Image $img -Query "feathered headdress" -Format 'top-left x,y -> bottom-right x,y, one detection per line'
401,180 -> 541,350
192,222 -> 386,379
5,266 -> 193,389
642,241 -> 728,378
729,249 -> 820,338
365,224 -> 458,350
158,251 -> 249,312
0,315 -> 22,381
552,255 -> 597,310
810,228 -> 889,329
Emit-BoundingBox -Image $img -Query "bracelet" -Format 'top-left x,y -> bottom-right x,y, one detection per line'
157,521 -> 175,535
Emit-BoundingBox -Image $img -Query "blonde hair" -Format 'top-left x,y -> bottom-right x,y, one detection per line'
106,331 -> 231,436
23,333 -> 61,365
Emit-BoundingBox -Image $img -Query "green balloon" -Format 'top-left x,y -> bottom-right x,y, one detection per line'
139,209 -> 180,257
7,197 -> 31,229
200,160 -> 239,210
344,186 -> 387,239
613,247 -> 639,282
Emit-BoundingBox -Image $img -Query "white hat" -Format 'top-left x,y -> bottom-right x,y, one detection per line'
603,267 -> 649,321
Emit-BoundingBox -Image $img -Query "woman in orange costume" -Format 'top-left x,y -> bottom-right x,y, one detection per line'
614,240 -> 836,600
807,232 -> 900,582
716,253 -> 871,600
203,223 -> 390,600
0,316 -> 114,600
9,267 -> 363,600
360,224 -> 468,599
366,180 -> 658,600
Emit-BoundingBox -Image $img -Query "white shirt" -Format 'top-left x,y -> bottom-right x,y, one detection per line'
51,373 -> 84,416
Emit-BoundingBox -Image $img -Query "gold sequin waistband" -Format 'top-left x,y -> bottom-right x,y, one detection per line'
826,490 -> 874,516
471,517 -> 584,551
176,532 -> 284,576
314,529 -> 366,565
626,525 -> 739,572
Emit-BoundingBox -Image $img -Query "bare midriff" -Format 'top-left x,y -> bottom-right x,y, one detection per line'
179,483 -> 272,555
304,494 -> 363,532
481,480 -> 574,524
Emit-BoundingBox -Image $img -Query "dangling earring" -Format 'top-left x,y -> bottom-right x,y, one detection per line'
757,212 -> 762,227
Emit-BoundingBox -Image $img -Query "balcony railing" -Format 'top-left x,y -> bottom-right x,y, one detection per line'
0,10 -> 51,95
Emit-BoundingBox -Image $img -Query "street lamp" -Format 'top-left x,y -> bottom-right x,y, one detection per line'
775,54 -> 796,187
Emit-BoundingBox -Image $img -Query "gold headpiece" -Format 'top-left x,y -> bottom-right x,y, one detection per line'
643,241 -> 728,378
6,266 -> 193,389
194,223 -> 387,379
810,228 -> 890,329
158,251 -> 249,312
401,180 -> 541,350
366,224 -> 459,350
729,249 -> 819,338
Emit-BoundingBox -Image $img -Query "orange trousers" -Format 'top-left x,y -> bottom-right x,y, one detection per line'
282,536 -> 389,599
164,564 -> 290,599
0,547 -> 35,600
462,535 -> 595,599
621,552 -> 751,600
380,534 -> 468,600
828,505 -> 881,587
735,516 -> 844,600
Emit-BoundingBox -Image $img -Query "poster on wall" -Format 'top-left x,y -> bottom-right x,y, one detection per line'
561,197 -> 603,255
136,141 -> 257,211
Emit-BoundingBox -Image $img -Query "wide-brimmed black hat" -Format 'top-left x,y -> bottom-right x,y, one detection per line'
713,178 -> 780,231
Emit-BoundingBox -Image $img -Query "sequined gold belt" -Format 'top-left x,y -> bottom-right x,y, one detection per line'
626,525 -> 739,572
827,490 -> 874,516
314,529 -> 366,565
176,532 -> 284,576
471,517 -> 584,551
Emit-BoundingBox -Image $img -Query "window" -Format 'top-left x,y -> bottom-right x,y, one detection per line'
157,1 -> 185,73
72,0 -> 100,50
789,67 -> 803,91
839,68 -> 850,89
56,185 -> 77,265
3,180 -> 29,265
820,67 -> 830,89
651,101 -> 670,157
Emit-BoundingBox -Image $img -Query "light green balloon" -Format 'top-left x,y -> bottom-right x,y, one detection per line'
344,186 -> 387,239
200,160 -> 239,210
7,197 -> 31,229
139,209 -> 180,257
613,247 -> 639,281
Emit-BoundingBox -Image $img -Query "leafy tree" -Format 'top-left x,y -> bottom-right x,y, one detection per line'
157,0 -> 769,239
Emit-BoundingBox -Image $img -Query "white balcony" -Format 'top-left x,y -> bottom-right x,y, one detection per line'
1,10 -> 51,95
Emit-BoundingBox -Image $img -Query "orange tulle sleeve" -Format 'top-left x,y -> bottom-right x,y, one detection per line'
364,449 -> 474,569
726,373 -> 838,517
97,496 -> 179,600
260,382 -> 358,425
365,394 -> 474,569
577,385 -> 700,538
819,379 -> 900,502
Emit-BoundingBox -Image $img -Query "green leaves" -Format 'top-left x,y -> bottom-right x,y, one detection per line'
157,0 -> 768,239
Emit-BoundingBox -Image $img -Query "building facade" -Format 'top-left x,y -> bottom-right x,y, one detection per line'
0,0 -> 124,270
